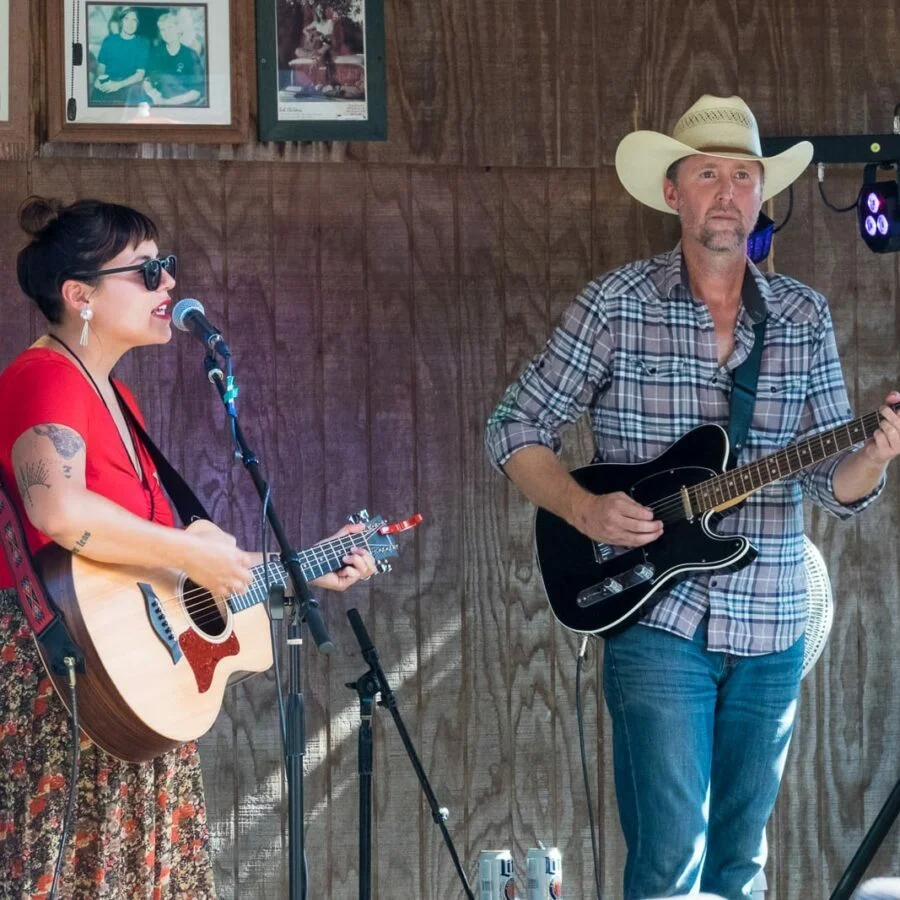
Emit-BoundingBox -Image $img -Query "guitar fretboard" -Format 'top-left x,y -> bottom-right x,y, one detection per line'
687,404 -> 897,516
227,532 -> 372,613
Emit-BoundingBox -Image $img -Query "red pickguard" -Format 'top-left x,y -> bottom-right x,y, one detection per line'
178,629 -> 241,693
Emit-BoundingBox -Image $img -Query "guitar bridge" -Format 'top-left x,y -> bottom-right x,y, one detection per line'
577,563 -> 656,607
138,582 -> 183,664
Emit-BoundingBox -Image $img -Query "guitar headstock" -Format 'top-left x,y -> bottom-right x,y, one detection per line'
348,509 -> 423,574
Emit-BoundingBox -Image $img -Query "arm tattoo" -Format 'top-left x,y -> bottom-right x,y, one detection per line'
72,531 -> 91,555
16,460 -> 52,507
33,425 -> 85,460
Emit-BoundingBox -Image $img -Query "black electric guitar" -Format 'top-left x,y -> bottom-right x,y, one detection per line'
535,404 -> 897,635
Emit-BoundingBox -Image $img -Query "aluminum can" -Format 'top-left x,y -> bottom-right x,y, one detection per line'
479,849 -> 517,900
526,846 -> 562,899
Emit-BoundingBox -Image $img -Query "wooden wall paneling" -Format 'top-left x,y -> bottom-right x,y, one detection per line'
637,3 -> 695,138
208,162 -> 283,899
688,0 -> 739,100
556,0 -> 599,169
794,168 -> 864,899
318,162 -> 370,898
270,162 -> 330,899
512,0 -> 557,167
361,164 -> 421,898
457,167 -> 513,877
853,242 -> 900,880
547,169 -> 600,897
369,0 -> 452,165
442,0 -> 517,167
499,169 -> 556,883
408,167 -> 466,899
122,161 -> 182,455
860,2 -> 900,134
0,163 -> 32,363
763,172 -> 826,900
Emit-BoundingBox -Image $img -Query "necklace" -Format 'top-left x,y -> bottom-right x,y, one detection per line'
46,334 -> 147,484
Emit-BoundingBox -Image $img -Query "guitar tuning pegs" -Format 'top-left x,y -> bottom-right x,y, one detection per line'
376,561 -> 392,574
348,509 -> 370,525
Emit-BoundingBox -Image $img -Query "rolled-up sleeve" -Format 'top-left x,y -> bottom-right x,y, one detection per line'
797,300 -> 885,518
485,284 -> 612,471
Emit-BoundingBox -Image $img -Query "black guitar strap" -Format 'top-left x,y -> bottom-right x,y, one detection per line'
112,384 -> 212,526
727,270 -> 768,463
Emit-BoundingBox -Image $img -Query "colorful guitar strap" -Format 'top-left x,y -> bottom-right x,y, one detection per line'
0,472 -> 85,675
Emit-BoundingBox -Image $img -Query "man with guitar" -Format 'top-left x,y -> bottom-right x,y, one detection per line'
486,95 -> 900,899
0,197 -> 377,898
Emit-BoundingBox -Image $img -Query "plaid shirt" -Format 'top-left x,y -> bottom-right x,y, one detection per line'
486,244 -> 883,655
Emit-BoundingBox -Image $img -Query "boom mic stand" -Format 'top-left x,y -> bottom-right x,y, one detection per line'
829,775 -> 900,900
345,608 -> 475,900
203,351 -> 331,900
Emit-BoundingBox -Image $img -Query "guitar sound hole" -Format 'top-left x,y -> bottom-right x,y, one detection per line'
182,579 -> 228,637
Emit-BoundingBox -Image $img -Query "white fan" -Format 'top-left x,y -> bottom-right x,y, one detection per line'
801,535 -> 834,680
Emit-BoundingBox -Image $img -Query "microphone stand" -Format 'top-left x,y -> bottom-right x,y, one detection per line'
829,775 -> 900,900
346,608 -> 475,900
203,352 -> 333,900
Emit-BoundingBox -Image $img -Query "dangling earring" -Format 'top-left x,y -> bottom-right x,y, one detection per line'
79,306 -> 94,347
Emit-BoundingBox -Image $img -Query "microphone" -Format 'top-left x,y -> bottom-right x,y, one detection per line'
171,298 -> 231,357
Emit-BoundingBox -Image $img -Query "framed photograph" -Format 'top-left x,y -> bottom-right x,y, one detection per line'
47,0 -> 249,143
0,0 -> 31,156
256,0 -> 386,142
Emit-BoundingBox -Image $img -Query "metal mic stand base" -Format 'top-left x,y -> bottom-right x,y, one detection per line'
346,671 -> 379,900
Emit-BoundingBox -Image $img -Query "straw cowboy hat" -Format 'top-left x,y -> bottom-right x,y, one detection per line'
615,94 -> 813,214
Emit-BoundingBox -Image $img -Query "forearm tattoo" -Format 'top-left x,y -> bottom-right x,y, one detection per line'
16,460 -> 51,507
33,425 -> 85,460
72,531 -> 91,555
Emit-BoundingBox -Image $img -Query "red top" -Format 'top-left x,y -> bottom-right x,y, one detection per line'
0,348 -> 174,588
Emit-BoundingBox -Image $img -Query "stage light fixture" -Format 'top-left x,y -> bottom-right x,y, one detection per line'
857,162 -> 900,252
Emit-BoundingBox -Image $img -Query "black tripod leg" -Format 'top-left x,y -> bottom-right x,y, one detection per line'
830,776 -> 900,900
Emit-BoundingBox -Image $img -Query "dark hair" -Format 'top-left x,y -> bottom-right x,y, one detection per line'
17,196 -> 159,324
665,158 -> 685,184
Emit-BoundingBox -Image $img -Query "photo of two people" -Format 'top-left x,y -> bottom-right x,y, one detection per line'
87,4 -> 208,108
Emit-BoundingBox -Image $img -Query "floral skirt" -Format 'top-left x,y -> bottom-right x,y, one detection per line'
0,589 -> 216,899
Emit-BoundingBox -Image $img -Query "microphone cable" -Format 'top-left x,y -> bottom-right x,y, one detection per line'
576,635 -> 603,900
50,655 -> 82,900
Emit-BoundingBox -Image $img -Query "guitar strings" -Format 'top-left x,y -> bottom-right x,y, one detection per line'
641,413 -> 878,522
149,531 -> 377,630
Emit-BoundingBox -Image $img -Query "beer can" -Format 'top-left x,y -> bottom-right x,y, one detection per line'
526,846 -> 562,899
479,849 -> 517,900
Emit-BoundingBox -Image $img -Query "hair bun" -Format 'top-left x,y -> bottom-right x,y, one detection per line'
18,196 -> 65,237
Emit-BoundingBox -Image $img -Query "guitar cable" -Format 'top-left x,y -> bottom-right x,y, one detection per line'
50,655 -> 82,900
576,635 -> 603,900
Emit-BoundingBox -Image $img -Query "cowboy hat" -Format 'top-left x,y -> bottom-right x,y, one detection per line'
615,94 -> 813,214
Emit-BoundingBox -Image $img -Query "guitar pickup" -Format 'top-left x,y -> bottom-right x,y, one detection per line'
577,563 -> 656,607
138,582 -> 183,664
593,542 -> 616,563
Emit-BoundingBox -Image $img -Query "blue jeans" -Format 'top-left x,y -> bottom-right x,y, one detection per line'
602,616 -> 804,900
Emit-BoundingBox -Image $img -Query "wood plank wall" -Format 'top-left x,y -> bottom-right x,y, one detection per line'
1,0 -> 900,897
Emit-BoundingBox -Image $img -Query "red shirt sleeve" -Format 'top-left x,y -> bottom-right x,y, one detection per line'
0,350 -> 175,589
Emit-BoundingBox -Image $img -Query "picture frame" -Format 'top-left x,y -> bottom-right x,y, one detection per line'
46,0 -> 249,143
0,0 -> 32,157
256,0 -> 386,142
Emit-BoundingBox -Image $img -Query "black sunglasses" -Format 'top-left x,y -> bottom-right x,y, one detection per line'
73,254 -> 177,291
